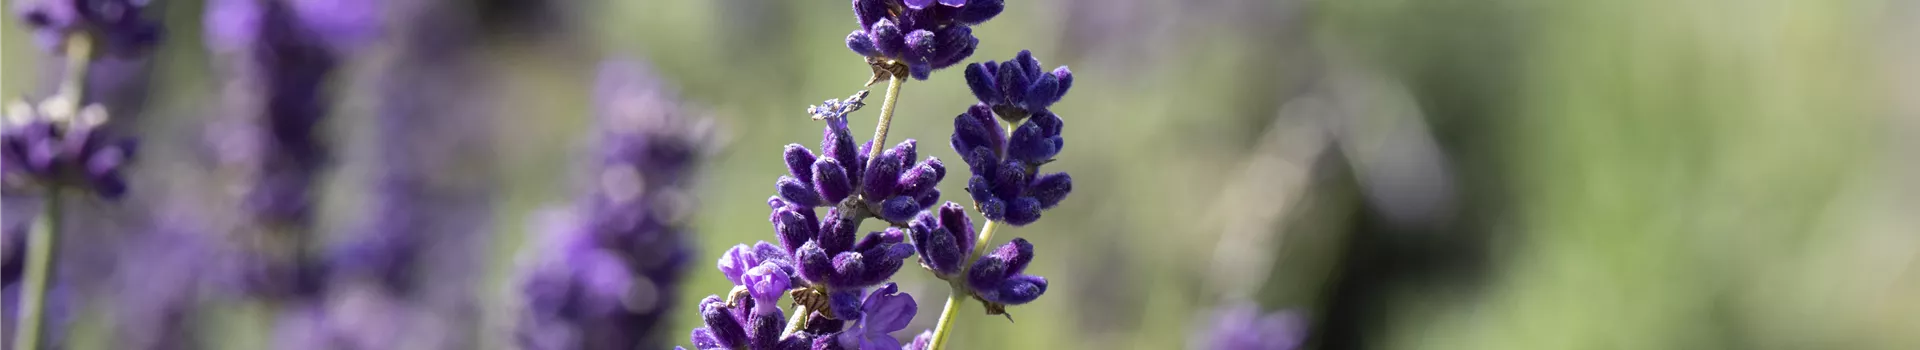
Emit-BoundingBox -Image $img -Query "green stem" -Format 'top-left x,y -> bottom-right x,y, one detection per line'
865,75 -> 906,165
14,188 -> 63,350
14,33 -> 93,350
925,220 -> 1004,350
781,304 -> 810,339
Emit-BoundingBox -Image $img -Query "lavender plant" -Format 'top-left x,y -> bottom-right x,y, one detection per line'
2,1 -> 154,348
678,0 -> 1074,349
517,60 -> 710,350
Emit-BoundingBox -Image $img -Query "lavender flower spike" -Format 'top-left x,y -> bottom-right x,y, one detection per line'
13,0 -> 161,55
846,0 -> 1001,79
950,50 -> 1075,225
518,59 -> 710,350
2,102 -> 136,199
964,50 -> 1074,122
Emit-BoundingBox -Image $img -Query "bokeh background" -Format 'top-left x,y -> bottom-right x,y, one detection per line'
4,0 -> 1919,349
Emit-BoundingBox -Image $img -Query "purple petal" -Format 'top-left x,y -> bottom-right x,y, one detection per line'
903,0 -> 935,9
719,243 -> 756,285
895,159 -> 943,197
877,196 -> 921,223
744,262 -> 792,306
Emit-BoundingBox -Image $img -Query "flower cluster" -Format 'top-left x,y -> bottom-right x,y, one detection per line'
778,104 -> 947,223
953,50 -> 1074,226
519,60 -> 708,350
845,0 -> 1004,80
1,102 -> 136,199
12,0 -> 161,55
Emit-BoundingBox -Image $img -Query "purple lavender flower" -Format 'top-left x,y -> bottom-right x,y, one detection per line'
964,50 -> 1074,122
206,0 -> 358,228
964,238 -> 1046,305
845,0 -> 1002,79
1199,304 -> 1307,350
950,107 -> 1070,226
947,50 -> 1075,226
836,283 -> 917,350
518,60 -> 710,350
1,104 -> 137,199
771,204 -> 914,291
778,97 -> 946,222
12,0 -> 161,55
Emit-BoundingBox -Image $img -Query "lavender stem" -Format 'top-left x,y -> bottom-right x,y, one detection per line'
15,32 -> 96,350
780,304 -> 810,338
926,219 -> 1004,350
14,187 -> 61,350
865,75 -> 907,167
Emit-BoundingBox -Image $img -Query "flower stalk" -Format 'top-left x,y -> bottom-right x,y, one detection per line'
14,32 -> 96,350
866,74 -> 907,167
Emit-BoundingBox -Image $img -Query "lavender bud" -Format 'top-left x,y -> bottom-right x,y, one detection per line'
812,158 -> 854,203
1029,173 -> 1072,209
955,0 -> 1004,25
774,207 -> 819,255
861,148 -> 904,200
700,296 -> 749,348
785,144 -> 818,180
778,175 -> 825,207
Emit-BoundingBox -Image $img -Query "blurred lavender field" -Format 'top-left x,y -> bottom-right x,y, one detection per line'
3,0 -> 1919,349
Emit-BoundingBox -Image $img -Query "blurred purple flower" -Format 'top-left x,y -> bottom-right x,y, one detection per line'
1,105 -> 137,199
518,59 -> 711,350
11,0 -> 160,55
1200,304 -> 1307,350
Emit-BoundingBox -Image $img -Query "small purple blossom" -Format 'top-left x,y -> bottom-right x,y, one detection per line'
964,238 -> 1046,305
837,283 -> 917,350
1200,304 -> 1307,350
846,0 -> 1002,79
